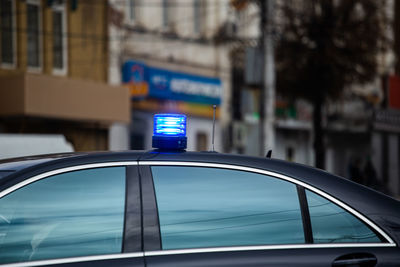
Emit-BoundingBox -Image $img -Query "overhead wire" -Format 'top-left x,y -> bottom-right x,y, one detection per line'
162,210 -> 348,237
162,202 -> 331,227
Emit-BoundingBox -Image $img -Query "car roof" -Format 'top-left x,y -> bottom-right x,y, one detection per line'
0,153 -> 77,171
0,150 -> 399,234
0,149 -> 395,201
0,150 -> 394,199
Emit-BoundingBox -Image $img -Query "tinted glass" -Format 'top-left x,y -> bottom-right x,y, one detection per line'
152,166 -> 304,250
27,3 -> 40,67
306,190 -> 381,243
0,167 -> 126,264
52,11 -> 63,69
193,0 -> 200,34
129,0 -> 135,21
162,0 -> 169,27
1,0 -> 13,64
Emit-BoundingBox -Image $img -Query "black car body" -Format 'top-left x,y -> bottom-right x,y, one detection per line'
0,150 -> 399,267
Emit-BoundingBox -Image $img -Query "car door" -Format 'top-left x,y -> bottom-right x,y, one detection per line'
0,163 -> 145,267
140,161 -> 400,267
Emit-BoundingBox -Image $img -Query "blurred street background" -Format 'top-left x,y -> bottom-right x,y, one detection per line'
0,0 -> 400,197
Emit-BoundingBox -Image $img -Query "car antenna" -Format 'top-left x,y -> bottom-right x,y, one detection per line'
266,150 -> 272,158
212,105 -> 216,152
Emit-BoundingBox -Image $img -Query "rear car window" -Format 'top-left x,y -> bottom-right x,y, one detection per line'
151,166 -> 305,250
306,190 -> 381,243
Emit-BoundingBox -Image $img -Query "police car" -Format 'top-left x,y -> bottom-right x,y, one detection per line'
0,114 -> 399,266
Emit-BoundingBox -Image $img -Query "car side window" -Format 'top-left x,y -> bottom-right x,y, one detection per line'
151,166 -> 305,250
0,167 -> 126,264
306,190 -> 381,243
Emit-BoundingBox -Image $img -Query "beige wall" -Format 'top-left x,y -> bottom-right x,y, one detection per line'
17,0 -> 27,71
0,74 -> 25,115
43,2 -> 52,75
0,73 -> 130,123
68,0 -> 108,82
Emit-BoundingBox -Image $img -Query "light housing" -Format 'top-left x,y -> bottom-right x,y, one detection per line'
152,114 -> 187,150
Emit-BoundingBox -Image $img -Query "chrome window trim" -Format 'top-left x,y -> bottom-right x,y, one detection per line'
0,252 -> 144,267
0,161 -> 138,198
141,161 -> 397,246
144,243 -> 396,257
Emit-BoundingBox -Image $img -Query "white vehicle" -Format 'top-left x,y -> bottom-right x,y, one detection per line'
0,134 -> 74,160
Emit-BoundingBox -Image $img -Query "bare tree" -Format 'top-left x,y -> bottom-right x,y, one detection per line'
276,0 -> 389,169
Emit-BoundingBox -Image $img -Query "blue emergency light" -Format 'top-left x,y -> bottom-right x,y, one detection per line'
152,114 -> 187,150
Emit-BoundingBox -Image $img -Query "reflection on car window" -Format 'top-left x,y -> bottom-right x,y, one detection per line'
306,190 -> 381,243
0,167 -> 126,264
152,166 -> 304,250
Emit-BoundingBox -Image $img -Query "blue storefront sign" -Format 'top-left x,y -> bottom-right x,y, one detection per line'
122,60 -> 222,105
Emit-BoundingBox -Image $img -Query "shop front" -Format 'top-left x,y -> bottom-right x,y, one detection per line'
122,60 -> 223,151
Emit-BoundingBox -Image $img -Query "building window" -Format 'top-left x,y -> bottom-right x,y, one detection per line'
27,0 -> 42,70
0,0 -> 16,67
286,146 -> 294,162
162,0 -> 170,28
196,132 -> 208,151
193,0 -> 206,35
125,0 -> 140,25
128,0 -> 136,23
52,0 -> 67,74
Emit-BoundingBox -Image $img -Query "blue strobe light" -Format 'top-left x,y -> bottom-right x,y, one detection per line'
152,114 -> 187,150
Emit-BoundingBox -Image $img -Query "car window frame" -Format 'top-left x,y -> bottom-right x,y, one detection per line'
139,161 -> 396,257
0,162 -> 144,266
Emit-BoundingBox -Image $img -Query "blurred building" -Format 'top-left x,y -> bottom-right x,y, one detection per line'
322,0 -> 400,197
369,0 -> 400,196
105,0 -> 312,160
108,0 -> 232,151
323,77 -> 400,197
227,1 -> 314,164
229,0 -> 400,198
0,0 -> 129,154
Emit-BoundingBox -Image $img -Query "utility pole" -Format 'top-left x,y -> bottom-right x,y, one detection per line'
259,0 -> 275,156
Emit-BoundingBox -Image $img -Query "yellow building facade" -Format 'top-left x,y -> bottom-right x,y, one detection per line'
0,0 -> 129,152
